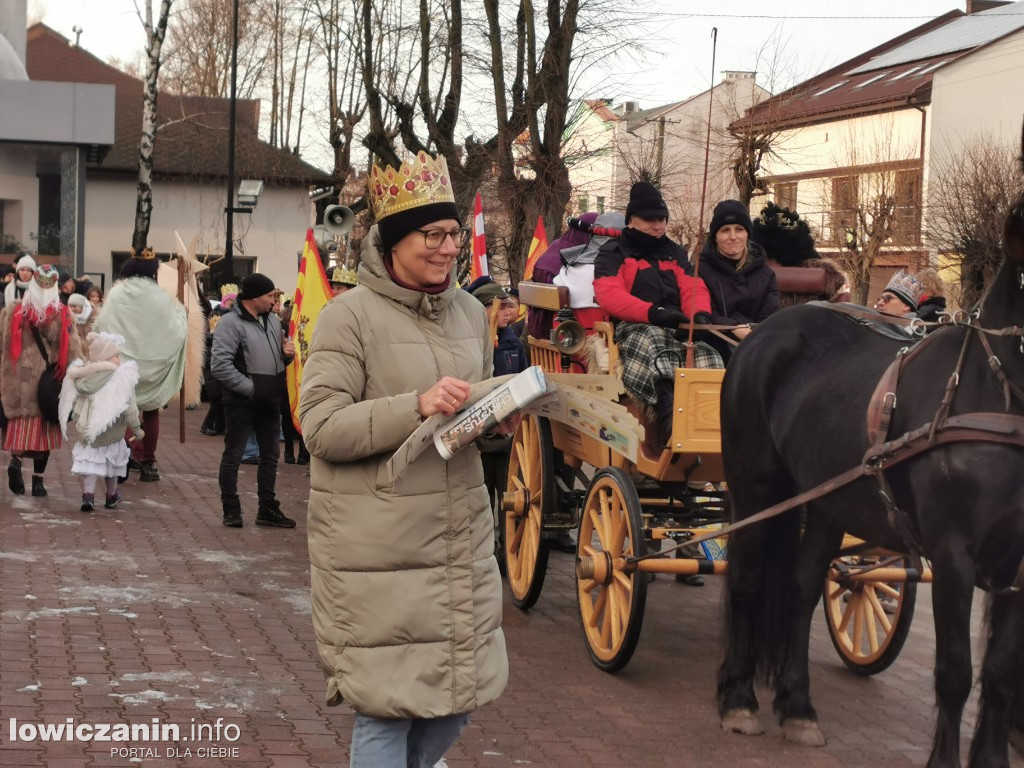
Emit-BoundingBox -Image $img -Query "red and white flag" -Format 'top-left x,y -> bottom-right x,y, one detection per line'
470,191 -> 488,281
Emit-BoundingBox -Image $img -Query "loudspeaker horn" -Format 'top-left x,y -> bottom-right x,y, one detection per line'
550,319 -> 587,356
324,205 -> 355,236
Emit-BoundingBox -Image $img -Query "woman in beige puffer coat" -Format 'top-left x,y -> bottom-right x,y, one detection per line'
299,166 -> 507,767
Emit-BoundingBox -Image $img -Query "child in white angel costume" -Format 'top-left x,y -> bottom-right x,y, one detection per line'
59,332 -> 144,511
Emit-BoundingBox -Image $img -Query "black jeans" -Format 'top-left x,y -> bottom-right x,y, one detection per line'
219,403 -> 280,512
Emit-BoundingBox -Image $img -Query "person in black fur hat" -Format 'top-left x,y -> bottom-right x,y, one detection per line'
696,199 -> 780,362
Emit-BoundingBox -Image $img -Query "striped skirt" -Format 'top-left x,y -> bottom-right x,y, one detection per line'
3,416 -> 63,453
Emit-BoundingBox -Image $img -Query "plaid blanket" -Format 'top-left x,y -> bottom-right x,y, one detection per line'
615,322 -> 723,405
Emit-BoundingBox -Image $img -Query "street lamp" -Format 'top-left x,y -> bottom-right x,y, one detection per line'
224,0 -> 241,285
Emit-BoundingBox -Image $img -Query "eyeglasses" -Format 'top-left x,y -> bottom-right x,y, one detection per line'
416,227 -> 471,250
876,293 -> 898,305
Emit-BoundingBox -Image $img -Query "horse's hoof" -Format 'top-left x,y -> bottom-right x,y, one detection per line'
783,718 -> 826,747
721,709 -> 764,736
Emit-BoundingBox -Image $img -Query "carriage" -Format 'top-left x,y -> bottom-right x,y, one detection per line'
503,278 -> 930,675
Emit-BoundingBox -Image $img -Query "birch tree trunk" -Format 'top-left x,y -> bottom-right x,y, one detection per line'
131,0 -> 173,253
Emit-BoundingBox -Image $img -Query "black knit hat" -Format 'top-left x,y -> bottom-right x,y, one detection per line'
378,201 -> 461,255
239,272 -> 276,300
709,199 -> 753,239
625,182 -> 669,222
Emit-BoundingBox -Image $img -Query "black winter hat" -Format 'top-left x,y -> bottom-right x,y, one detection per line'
378,201 -> 462,255
625,182 -> 669,222
239,272 -> 276,300
709,200 -> 753,239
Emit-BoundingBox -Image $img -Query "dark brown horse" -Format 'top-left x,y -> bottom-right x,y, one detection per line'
717,124 -> 1024,768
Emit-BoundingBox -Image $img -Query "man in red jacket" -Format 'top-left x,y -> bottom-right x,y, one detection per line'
593,182 -> 722,447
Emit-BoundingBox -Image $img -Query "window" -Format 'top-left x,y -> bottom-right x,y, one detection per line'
596,196 -> 605,214
577,194 -> 590,213
854,71 -> 892,88
891,169 -> 921,245
814,80 -> 849,97
831,176 -> 859,246
773,182 -> 797,212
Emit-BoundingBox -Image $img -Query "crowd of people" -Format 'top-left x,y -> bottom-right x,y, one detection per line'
0,154 -> 955,768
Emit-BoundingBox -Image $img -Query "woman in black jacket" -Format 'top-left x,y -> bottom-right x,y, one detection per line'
697,200 -> 780,362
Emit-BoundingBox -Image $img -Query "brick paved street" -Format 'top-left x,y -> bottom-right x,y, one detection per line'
2,408 -> 1021,768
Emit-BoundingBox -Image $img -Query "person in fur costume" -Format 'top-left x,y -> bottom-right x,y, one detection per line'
0,264 -> 82,496
3,253 -> 37,307
59,332 -> 143,512
67,293 -> 98,344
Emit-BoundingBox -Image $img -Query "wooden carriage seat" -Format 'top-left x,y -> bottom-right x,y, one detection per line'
517,282 -> 618,375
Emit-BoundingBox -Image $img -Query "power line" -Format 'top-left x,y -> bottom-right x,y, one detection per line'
660,12 -> 1024,20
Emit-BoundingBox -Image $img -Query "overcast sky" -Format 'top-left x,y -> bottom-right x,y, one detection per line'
27,0 -> 966,167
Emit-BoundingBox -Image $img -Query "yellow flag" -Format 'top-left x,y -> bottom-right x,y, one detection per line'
287,229 -> 333,432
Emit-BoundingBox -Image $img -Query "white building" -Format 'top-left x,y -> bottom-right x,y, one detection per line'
733,0 -> 1024,299
4,21 -> 332,294
565,73 -> 770,253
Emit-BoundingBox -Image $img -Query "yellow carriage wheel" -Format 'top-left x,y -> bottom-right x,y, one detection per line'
503,414 -> 553,610
576,467 -> 648,673
822,556 -> 917,676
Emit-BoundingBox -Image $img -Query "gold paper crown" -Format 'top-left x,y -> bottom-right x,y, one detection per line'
368,151 -> 455,221
220,283 -> 239,298
330,266 -> 358,286
130,247 -> 157,260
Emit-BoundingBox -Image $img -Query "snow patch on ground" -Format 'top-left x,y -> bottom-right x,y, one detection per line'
110,690 -> 185,705
17,682 -> 41,692
59,584 -> 193,608
8,605 -> 99,621
108,608 -> 138,619
111,671 -> 282,712
262,582 -> 311,615
134,498 -> 171,510
19,511 -> 81,526
0,551 -> 37,562
194,550 -> 269,573
58,550 -> 140,570
71,677 -> 87,686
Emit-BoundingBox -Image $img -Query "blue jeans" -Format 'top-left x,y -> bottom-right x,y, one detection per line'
349,712 -> 468,768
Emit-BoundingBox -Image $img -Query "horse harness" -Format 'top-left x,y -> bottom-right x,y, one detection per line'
631,296 -> 1024,594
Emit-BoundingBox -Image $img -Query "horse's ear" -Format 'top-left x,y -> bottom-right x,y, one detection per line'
1003,119 -> 1024,263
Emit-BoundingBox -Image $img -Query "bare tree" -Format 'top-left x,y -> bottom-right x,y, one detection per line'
724,37 -> 818,206
309,0 -> 366,193
160,0 -> 270,99
928,135 -> 1021,308
131,0 -> 173,252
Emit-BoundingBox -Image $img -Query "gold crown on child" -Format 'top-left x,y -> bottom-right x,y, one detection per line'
368,151 -> 455,221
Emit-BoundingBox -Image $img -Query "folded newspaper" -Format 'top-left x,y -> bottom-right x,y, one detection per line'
384,366 -> 551,482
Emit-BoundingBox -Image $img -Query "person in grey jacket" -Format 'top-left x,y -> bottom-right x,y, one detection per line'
210,273 -> 296,528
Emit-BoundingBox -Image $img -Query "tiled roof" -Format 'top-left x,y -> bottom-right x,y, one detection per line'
583,99 -> 619,123
732,11 -> 967,131
26,23 -> 331,185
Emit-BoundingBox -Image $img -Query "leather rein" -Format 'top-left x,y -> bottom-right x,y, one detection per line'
631,303 -> 1024,594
